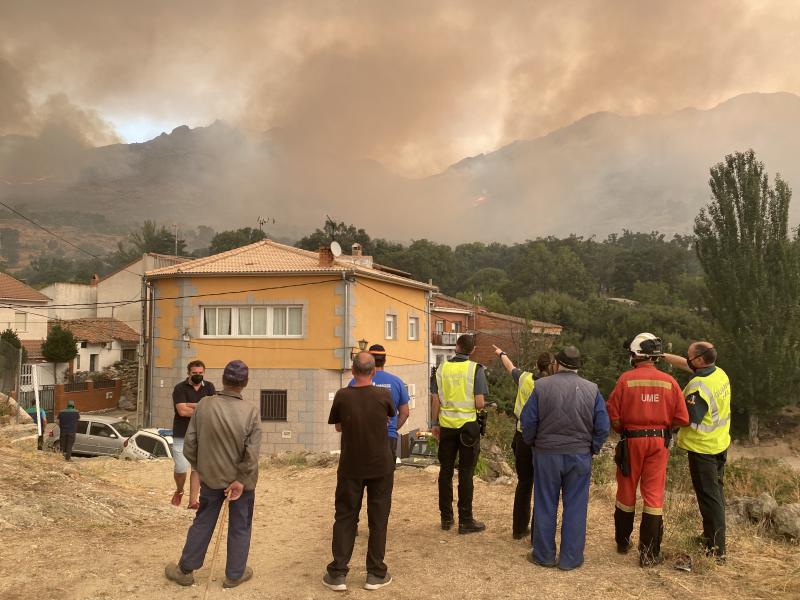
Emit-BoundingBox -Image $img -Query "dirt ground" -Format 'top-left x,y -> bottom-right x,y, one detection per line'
1,436 -> 798,600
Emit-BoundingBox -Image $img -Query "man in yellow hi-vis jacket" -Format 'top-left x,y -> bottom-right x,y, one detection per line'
431,334 -> 488,534
664,341 -> 731,559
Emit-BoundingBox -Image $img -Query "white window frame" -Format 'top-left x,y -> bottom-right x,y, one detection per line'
408,316 -> 419,340
14,311 -> 26,332
385,314 -> 397,340
435,320 -> 444,334
201,305 -> 304,338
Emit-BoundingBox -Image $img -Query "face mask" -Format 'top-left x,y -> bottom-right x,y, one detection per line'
190,374 -> 204,384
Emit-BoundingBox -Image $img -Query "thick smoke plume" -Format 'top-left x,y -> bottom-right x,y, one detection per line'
2,1 -> 800,241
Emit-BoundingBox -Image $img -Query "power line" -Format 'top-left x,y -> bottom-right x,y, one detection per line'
0,200 -> 143,278
1,278 -> 343,310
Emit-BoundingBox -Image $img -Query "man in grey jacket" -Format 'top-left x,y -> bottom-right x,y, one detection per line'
521,346 -> 610,571
165,359 -> 262,589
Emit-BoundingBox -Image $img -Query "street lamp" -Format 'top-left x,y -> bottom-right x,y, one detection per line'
351,338 -> 369,360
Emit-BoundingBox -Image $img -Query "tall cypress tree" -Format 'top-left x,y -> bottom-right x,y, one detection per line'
41,324 -> 79,385
694,149 -> 800,441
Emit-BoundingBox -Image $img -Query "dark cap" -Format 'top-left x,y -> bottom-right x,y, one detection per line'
555,346 -> 582,370
222,359 -> 249,385
368,344 -> 386,356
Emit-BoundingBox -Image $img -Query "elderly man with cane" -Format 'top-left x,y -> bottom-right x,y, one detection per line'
165,359 -> 261,590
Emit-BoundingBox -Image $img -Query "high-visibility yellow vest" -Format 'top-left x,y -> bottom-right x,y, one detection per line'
678,367 -> 732,455
514,371 -> 536,433
436,360 -> 478,429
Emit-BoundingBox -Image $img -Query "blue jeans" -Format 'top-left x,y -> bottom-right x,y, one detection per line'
179,483 -> 255,581
532,452 -> 592,569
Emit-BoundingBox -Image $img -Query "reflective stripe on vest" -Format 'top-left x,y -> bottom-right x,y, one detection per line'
678,367 -> 732,455
436,360 -> 478,428
514,371 -> 536,433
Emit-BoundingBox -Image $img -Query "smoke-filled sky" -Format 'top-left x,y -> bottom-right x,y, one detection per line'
2,0 -> 800,176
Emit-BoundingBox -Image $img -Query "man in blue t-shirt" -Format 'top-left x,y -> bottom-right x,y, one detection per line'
348,344 -> 410,459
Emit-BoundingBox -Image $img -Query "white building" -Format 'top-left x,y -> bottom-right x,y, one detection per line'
59,318 -> 140,372
42,253 -> 188,333
0,272 -> 50,340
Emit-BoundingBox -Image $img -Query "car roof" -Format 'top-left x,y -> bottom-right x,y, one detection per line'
80,415 -> 129,424
138,428 -> 173,441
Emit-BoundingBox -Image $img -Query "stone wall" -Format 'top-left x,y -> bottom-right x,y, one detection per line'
149,362 -> 430,455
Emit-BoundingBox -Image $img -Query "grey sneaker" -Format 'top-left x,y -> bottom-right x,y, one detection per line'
223,566 -> 253,588
323,572 -> 347,592
164,562 -> 194,586
364,572 -> 392,590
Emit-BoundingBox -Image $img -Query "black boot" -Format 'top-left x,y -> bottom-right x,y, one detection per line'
614,507 -> 635,553
639,513 -> 664,566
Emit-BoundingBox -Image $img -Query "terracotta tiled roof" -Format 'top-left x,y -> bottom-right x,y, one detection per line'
145,240 -> 435,290
21,340 -> 45,362
0,273 -> 50,302
58,318 -> 139,344
433,293 -> 562,330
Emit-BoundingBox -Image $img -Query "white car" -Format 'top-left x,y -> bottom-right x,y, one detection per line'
120,428 -> 174,460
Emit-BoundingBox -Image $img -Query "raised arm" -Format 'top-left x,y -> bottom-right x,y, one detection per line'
662,353 -> 692,373
492,345 -> 516,375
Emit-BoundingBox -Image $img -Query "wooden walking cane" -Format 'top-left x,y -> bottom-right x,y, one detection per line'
203,493 -> 230,600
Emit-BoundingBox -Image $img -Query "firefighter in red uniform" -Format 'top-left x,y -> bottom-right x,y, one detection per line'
607,333 -> 690,566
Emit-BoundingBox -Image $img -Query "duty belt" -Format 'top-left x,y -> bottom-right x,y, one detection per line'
623,428 -> 669,439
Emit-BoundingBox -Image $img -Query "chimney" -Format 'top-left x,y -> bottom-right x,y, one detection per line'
318,246 -> 334,267
90,274 -> 100,286
351,243 -> 362,257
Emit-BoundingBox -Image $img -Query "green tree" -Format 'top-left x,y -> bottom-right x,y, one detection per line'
296,217 -> 373,255
41,324 -> 79,384
0,228 -> 20,266
115,220 -> 187,262
694,150 -> 800,440
0,328 -> 26,393
209,227 -> 267,254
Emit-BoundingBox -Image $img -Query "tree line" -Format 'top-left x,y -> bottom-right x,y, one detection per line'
4,150 -> 797,439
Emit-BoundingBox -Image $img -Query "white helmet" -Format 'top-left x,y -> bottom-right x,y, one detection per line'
629,332 -> 663,357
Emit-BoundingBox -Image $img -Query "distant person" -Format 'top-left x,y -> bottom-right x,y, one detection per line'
25,404 -> 47,450
324,351 -> 396,592
348,344 -> 410,460
663,342 -> 731,561
431,334 -> 488,534
171,360 -> 216,509
57,400 -> 81,461
606,333 -> 689,566
521,346 -> 610,570
165,360 -> 261,589
493,345 -> 556,540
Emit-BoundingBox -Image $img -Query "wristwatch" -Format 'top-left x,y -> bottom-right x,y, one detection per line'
499,351 -> 507,357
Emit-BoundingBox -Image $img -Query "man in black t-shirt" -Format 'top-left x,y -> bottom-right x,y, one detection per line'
323,351 -> 395,593
171,360 -> 216,509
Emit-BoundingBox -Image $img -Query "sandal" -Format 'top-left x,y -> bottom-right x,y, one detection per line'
170,490 -> 184,507
187,500 -> 200,510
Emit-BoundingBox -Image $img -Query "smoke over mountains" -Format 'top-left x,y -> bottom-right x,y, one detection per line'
3,92 -> 800,243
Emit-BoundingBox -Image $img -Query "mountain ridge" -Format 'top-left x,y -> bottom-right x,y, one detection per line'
2,92 -> 799,243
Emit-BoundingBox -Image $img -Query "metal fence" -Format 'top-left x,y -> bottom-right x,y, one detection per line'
93,379 -> 116,390
19,385 -> 56,422
64,381 -> 89,392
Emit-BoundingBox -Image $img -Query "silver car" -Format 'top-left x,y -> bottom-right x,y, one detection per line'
46,414 -> 138,457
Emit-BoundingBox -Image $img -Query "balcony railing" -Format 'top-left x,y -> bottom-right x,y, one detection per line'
432,332 -> 460,346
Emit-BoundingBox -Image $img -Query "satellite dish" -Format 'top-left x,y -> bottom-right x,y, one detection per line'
330,241 -> 342,257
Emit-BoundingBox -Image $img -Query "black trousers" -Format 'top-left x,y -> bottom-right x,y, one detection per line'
328,472 -> 394,578
437,426 -> 480,522
60,432 -> 76,460
179,483 -> 255,581
687,450 -> 727,556
512,431 -> 534,535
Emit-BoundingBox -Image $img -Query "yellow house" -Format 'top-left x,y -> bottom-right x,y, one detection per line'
145,240 -> 435,454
